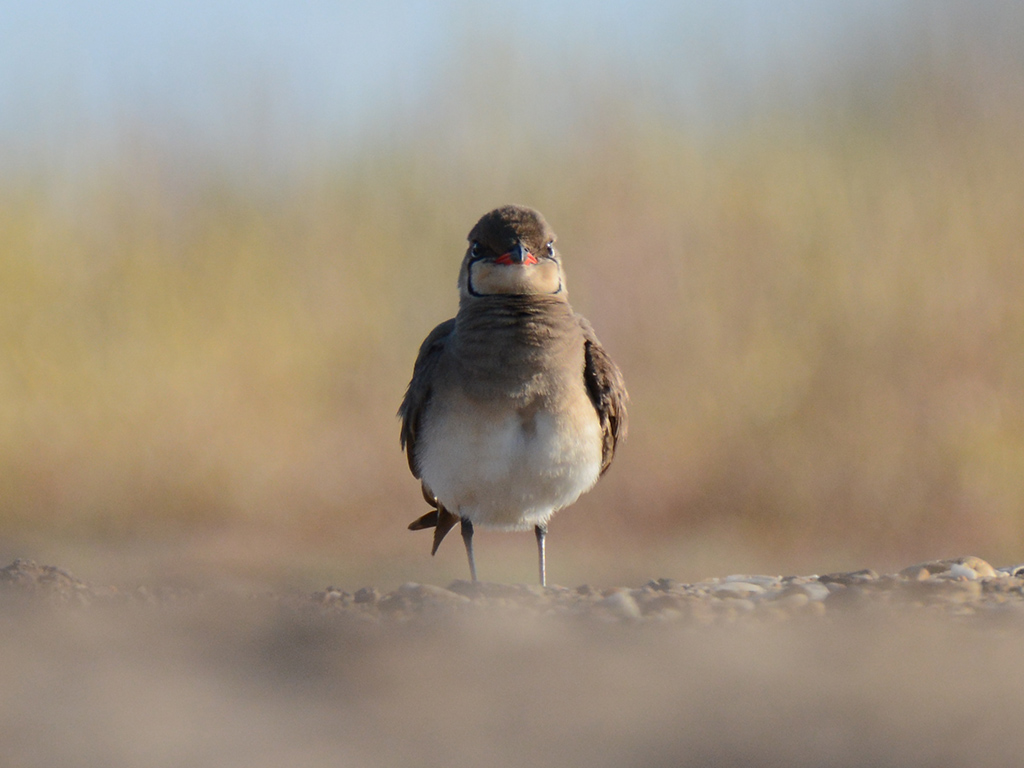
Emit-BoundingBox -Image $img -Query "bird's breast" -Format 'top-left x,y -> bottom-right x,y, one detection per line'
417,385 -> 603,530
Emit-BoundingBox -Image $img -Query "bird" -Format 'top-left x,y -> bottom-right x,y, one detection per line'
398,205 -> 627,587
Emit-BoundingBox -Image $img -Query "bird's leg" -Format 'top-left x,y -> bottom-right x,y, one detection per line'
535,524 -> 547,587
461,518 -> 477,582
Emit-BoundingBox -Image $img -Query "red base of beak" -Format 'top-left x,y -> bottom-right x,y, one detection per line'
495,252 -> 538,266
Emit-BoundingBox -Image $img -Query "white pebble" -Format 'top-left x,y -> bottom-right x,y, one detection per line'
798,582 -> 832,601
723,574 -> 780,587
599,590 -> 642,619
949,563 -> 979,580
713,581 -> 766,596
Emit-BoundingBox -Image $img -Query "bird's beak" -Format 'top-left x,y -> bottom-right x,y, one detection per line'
495,242 -> 538,266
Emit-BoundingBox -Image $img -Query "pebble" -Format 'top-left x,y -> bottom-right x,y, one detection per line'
311,587 -> 350,606
598,590 -> 642,620
900,557 -> 997,581
712,581 -> 766,597
819,569 -> 879,585
793,582 -> 831,602
948,563 -> 978,580
354,587 -> 379,604
4,555 -> 1024,626
646,578 -> 679,592
958,556 -> 997,577
722,574 -> 780,587
900,565 -> 932,581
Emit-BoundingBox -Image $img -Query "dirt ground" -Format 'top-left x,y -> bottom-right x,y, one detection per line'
3,557 -> 1024,768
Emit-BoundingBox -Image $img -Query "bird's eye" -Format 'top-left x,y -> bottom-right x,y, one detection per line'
470,241 -> 481,258
545,242 -> 555,257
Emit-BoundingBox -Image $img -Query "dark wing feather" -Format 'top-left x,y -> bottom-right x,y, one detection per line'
399,321 -> 460,554
398,318 -> 455,478
578,315 -> 628,474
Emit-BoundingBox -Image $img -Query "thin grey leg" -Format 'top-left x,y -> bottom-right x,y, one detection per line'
461,518 -> 477,582
535,524 -> 547,587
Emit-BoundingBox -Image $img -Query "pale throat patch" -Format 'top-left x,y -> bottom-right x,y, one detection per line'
468,260 -> 563,296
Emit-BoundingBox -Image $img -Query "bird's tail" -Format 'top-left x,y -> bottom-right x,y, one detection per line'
407,499 -> 460,556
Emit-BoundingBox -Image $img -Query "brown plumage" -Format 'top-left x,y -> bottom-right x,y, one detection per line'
398,205 -> 627,585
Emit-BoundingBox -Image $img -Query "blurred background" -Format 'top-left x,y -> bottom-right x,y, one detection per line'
1,0 -> 1023,589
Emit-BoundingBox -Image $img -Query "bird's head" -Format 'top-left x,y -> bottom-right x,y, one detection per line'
458,205 -> 565,302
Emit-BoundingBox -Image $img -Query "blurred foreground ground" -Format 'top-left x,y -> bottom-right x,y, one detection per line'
4,556 -> 1024,768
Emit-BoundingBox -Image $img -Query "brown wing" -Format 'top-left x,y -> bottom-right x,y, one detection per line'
578,315 -> 628,474
398,317 -> 456,478
399,318 -> 459,554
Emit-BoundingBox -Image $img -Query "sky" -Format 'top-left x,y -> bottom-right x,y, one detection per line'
0,2 -> 914,154
2,0 -> 1016,173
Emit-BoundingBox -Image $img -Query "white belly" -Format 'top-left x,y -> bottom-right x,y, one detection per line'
418,393 -> 603,530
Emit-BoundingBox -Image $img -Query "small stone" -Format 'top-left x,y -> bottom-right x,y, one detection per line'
644,578 -> 678,592
598,590 -> 642,619
984,576 -> 1024,593
713,581 -> 765,597
955,556 -> 996,578
311,587 -> 350,606
901,557 -> 995,581
909,566 -> 933,581
377,592 -> 412,613
722,574 -> 780,587
900,563 -> 940,580
948,563 -> 979,580
354,587 -> 379,604
776,582 -> 830,603
796,582 -> 831,601
818,569 -> 879,585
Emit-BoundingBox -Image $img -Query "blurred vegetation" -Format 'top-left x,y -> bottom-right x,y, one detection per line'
2,9 -> 1024,581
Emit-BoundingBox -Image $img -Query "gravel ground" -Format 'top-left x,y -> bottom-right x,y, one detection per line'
4,555 -> 1024,767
